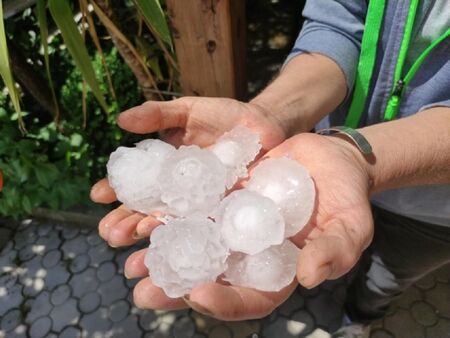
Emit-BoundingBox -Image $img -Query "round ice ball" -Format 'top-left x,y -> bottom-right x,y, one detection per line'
144,213 -> 229,298
224,240 -> 299,292
247,157 -> 315,237
209,126 -> 261,188
158,145 -> 227,216
215,190 -> 285,255
106,140 -> 175,214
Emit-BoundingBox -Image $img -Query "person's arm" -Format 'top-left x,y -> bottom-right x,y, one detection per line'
358,107 -> 450,192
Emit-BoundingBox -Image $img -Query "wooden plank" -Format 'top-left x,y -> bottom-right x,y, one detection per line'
167,0 -> 247,100
4,0 -> 37,19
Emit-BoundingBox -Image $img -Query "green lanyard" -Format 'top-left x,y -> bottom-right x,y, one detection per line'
345,0 -> 450,128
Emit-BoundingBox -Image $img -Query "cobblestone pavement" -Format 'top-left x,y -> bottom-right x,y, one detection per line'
0,219 -> 449,338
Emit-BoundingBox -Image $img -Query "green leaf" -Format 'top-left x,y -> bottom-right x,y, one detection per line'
36,0 -> 60,121
0,0 -> 23,127
48,0 -> 108,112
22,195 -> 33,215
133,0 -> 173,49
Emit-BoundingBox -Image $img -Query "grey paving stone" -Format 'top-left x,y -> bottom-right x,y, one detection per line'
86,232 -> 103,246
97,262 -> 117,282
410,301 -> 439,327
62,226 -> 80,240
208,324 -> 233,338
393,284 -> 422,309
29,316 -> 52,338
5,324 -> 28,338
44,261 -> 71,291
49,298 -> 80,332
125,277 -> 139,289
262,317 -> 300,338
172,315 -> 195,338
18,244 -> 37,262
88,242 -> 115,267
25,291 -> 52,323
369,329 -> 395,338
290,310 -> 315,336
425,318 -> 450,338
20,256 -> 47,297
0,279 -> 23,316
0,308 -> 21,332
79,308 -> 112,336
70,268 -> 100,298
42,250 -> 62,269
59,326 -> 82,338
108,314 -> 141,338
61,236 -> 89,259
1,239 -> 14,255
34,232 -> 60,251
37,224 -> 52,237
109,300 -> 130,323
69,254 -> 90,274
138,310 -> 159,331
306,292 -> 343,329
384,309 -> 425,338
50,284 -> 72,306
0,248 -> 18,274
425,282 -> 450,318
79,292 -> 101,314
17,219 -> 33,231
13,231 -> 31,250
415,273 -> 437,291
278,290 -> 305,317
98,275 -> 128,307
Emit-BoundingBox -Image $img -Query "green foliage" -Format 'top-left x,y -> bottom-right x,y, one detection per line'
0,47 -> 145,218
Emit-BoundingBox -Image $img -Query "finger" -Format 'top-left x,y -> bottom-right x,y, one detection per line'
90,178 -> 117,204
118,99 -> 189,134
108,212 -> 147,247
297,218 -> 368,289
134,215 -> 162,239
98,206 -> 133,241
187,281 -> 296,321
133,277 -> 187,310
124,248 -> 148,279
159,128 -> 186,147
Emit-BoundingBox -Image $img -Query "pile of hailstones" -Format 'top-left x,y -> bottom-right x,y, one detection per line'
107,126 -> 315,298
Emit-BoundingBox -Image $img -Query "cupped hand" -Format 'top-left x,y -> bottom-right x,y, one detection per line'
94,132 -> 374,320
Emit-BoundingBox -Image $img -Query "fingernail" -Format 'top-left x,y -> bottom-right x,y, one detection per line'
183,296 -> 214,316
132,231 -> 144,240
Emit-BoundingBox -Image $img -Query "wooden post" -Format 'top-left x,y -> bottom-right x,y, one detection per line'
167,0 -> 247,100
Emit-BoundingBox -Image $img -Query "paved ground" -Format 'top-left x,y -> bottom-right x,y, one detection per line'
1,218 -> 449,338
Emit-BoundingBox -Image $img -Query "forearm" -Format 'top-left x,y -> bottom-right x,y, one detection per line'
250,53 -> 347,136
358,107 -> 450,193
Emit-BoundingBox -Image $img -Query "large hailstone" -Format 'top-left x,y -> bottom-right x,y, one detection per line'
144,214 -> 229,298
247,157 -> 315,237
106,139 -> 175,214
209,126 -> 261,188
215,190 -> 285,255
224,240 -> 299,292
158,145 -> 227,216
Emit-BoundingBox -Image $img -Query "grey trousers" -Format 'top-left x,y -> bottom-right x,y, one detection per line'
346,206 -> 450,321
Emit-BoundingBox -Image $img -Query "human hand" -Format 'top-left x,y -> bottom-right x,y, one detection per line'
101,132 -> 373,320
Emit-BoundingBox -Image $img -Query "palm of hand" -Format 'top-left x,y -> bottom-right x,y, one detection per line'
91,99 -> 373,320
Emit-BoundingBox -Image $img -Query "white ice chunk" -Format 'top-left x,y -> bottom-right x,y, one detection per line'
210,126 -> 261,188
247,157 -> 315,237
158,145 -> 227,216
106,140 -> 175,214
224,240 -> 299,292
144,214 -> 229,298
215,190 -> 285,255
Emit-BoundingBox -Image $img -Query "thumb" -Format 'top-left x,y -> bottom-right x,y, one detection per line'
297,218 -> 370,289
117,98 -> 190,134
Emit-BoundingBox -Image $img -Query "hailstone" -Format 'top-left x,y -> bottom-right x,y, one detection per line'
158,145 -> 227,216
224,240 -> 299,292
144,213 -> 229,298
247,157 -> 315,237
215,190 -> 285,255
